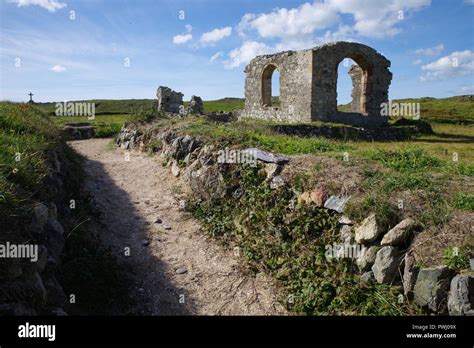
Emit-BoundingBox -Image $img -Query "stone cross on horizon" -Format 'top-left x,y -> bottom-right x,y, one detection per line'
28,92 -> 34,103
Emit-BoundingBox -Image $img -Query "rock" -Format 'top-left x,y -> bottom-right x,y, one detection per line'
154,217 -> 162,224
29,245 -> 48,273
354,213 -> 383,244
51,308 -> 68,316
448,275 -> 474,316
171,161 -> 181,177
270,175 -> 286,189
242,148 -> 289,164
163,225 -> 172,230
414,266 -> 452,313
338,215 -> 353,225
178,200 -> 187,210
357,245 -> 380,272
471,258 -> 474,271
43,275 -> 67,307
141,239 -> 150,247
360,271 -> 375,284
372,246 -> 400,284
381,218 -> 415,246
190,164 -> 224,199
403,252 -> 418,300
324,195 -> 350,213
45,218 -> 64,236
264,163 -> 281,179
25,272 -> 47,304
45,219 -> 65,260
298,191 -> 311,205
339,225 -> 353,244
310,187 -> 327,207
176,266 -> 187,274
33,203 -> 49,228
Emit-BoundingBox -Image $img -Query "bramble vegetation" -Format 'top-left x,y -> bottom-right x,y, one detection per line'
190,165 -> 418,315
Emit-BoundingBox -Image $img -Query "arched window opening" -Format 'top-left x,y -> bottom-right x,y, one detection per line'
262,64 -> 281,108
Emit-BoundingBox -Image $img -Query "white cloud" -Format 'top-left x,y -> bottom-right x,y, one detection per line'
224,41 -> 275,69
413,59 -> 423,65
210,51 -> 224,63
200,27 -> 232,45
49,64 -> 66,72
237,0 -> 431,41
415,44 -> 444,56
9,0 -> 66,12
421,50 -> 474,81
465,0 -> 474,5
173,33 -> 192,45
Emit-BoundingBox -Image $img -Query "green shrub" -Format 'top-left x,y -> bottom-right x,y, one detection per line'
443,246 -> 470,271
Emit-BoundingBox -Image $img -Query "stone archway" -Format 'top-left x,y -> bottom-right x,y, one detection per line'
312,42 -> 392,122
241,41 -> 392,126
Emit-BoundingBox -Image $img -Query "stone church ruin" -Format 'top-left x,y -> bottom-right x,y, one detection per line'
240,42 -> 392,126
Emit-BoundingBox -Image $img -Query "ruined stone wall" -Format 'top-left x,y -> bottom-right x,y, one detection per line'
349,64 -> 363,113
240,50 -> 313,123
240,41 -> 392,127
311,42 -> 392,125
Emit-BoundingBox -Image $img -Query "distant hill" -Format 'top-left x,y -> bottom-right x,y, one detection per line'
34,95 -> 473,123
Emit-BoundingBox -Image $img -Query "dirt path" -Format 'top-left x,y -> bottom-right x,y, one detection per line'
68,138 -> 286,315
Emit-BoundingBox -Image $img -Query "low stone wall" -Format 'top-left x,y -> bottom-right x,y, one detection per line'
1,149 -> 69,316
116,124 -> 472,316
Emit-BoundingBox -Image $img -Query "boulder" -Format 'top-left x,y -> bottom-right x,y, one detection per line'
357,245 -> 380,272
242,148 -> 289,164
323,195 -> 350,213
339,225 -> 353,244
414,266 -> 452,313
310,187 -> 327,207
381,218 -> 415,246
355,213 -> 383,244
448,274 -> 474,316
171,161 -> 181,177
264,163 -> 281,179
360,271 -> 375,285
372,246 -> 400,284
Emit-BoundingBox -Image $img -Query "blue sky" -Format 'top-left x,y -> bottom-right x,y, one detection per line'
0,0 -> 473,103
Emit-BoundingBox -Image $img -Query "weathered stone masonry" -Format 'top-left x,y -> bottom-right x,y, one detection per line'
240,42 -> 392,126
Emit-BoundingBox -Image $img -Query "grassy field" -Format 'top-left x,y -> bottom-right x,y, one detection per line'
29,94 -> 474,142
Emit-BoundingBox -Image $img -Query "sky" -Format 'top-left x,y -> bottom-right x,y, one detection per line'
0,0 -> 473,103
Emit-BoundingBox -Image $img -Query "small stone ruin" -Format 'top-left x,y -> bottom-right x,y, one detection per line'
241,41 -> 393,127
156,86 -> 204,116
156,86 -> 183,113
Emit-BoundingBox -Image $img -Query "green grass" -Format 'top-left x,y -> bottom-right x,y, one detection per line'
0,102 -> 58,214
